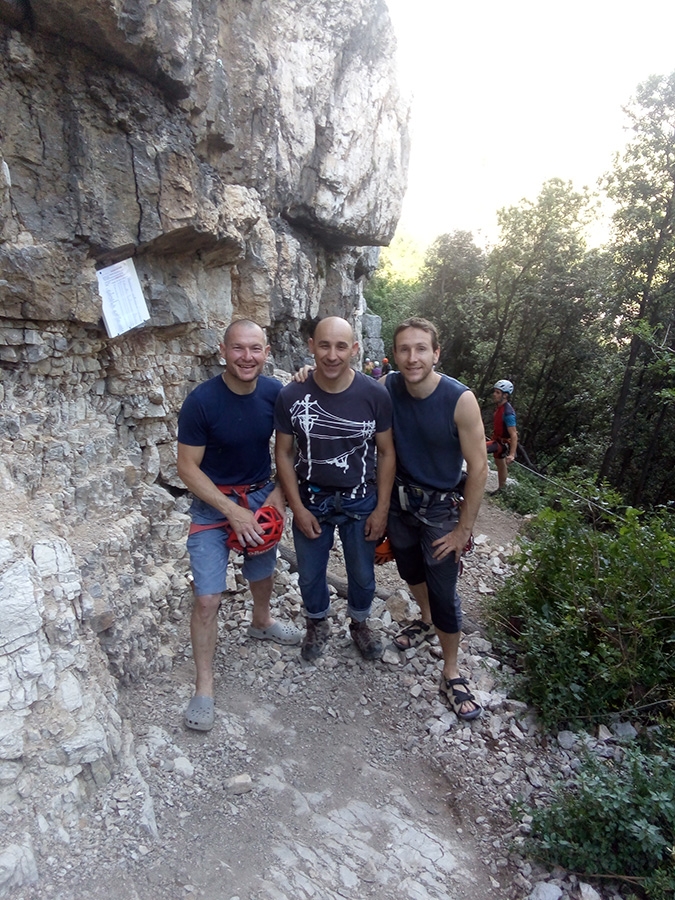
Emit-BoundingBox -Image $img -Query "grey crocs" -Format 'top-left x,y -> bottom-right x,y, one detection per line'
185,695 -> 215,731
247,620 -> 302,646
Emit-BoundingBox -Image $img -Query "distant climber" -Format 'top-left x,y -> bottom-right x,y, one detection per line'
486,379 -> 518,492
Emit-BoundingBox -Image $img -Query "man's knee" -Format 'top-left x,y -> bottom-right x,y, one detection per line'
192,592 -> 222,618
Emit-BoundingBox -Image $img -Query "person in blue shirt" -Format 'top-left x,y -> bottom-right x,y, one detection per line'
177,320 -> 301,731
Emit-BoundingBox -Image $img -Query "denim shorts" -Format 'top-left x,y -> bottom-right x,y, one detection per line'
186,482 -> 277,596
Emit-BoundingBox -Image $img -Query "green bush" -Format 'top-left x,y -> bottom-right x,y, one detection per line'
493,468 -> 545,515
521,732 -> 675,899
485,498 -> 675,730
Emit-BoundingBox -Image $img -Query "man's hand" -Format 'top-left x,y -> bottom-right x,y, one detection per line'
226,505 -> 265,547
431,524 -> 471,562
292,365 -> 314,383
364,506 -> 388,541
293,506 -> 322,539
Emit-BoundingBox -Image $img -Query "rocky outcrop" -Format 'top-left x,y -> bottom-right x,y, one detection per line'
0,1 -> 409,891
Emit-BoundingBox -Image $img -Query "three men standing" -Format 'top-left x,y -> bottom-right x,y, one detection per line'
177,314 -> 487,729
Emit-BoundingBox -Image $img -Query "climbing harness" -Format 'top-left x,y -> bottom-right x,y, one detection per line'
187,480 -> 272,536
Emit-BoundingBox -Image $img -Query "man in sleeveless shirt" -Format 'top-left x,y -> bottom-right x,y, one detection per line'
383,318 -> 488,719
177,320 -> 301,732
275,317 -> 396,663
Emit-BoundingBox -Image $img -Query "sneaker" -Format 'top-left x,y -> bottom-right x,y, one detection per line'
349,619 -> 383,660
301,617 -> 331,661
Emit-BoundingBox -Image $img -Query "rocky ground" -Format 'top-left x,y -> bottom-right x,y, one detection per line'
16,476 -> 631,900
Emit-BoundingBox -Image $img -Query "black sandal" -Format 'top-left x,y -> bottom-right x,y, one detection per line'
392,619 -> 435,651
440,676 -> 482,720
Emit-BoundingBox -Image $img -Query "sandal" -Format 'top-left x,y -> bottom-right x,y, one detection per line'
185,695 -> 215,731
392,619 -> 435,651
247,620 -> 302,646
439,676 -> 482,721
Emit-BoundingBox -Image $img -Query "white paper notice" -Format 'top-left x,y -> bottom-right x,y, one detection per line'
97,258 -> 150,338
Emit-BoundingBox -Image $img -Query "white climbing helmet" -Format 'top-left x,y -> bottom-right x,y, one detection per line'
493,379 -> 514,395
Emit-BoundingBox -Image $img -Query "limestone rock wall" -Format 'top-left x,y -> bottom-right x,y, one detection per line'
0,0 -> 408,890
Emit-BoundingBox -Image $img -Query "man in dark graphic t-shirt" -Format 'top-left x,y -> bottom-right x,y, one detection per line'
275,317 -> 396,663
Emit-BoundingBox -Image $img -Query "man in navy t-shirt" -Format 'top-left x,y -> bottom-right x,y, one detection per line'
177,320 -> 301,731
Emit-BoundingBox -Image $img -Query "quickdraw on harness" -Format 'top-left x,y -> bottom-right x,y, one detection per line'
486,437 -> 510,459
395,475 -> 474,571
303,482 -> 366,508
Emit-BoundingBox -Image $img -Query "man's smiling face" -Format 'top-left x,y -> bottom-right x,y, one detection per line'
220,322 -> 269,385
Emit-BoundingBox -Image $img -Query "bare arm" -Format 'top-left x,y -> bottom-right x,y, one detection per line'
176,442 -> 264,546
274,431 -> 321,539
292,365 -> 314,383
364,428 -> 396,540
431,391 -> 488,562
505,424 -> 518,463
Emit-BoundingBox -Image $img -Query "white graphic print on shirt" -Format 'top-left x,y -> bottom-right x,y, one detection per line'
289,394 -> 375,487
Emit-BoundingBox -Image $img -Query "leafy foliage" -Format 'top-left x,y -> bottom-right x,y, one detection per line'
363,234 -> 424,355
597,73 -> 675,504
485,498 -> 675,730
521,732 -> 675,900
364,71 -> 675,505
417,231 -> 487,378
491,466 -> 545,516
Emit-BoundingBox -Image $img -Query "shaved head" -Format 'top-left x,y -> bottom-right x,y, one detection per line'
224,319 -> 267,346
312,316 -> 354,343
309,316 -> 358,392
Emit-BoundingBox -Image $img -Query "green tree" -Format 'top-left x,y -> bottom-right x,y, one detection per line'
598,72 -> 675,504
472,180 -> 614,471
363,232 -> 424,355
417,230 -> 486,377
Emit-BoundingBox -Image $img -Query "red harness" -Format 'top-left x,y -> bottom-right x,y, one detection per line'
187,481 -> 269,535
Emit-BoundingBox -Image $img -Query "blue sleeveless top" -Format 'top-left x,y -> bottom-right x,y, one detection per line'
385,372 -> 468,491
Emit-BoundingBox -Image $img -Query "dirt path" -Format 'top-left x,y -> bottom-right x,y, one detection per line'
24,494 -> 532,900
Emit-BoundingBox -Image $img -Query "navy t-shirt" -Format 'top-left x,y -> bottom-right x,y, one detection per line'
178,374 -> 281,485
274,371 -> 392,498
385,372 -> 468,491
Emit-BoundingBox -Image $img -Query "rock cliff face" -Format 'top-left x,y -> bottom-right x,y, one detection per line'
0,0 -> 408,890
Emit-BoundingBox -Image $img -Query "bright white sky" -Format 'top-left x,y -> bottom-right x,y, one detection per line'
385,0 -> 675,247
